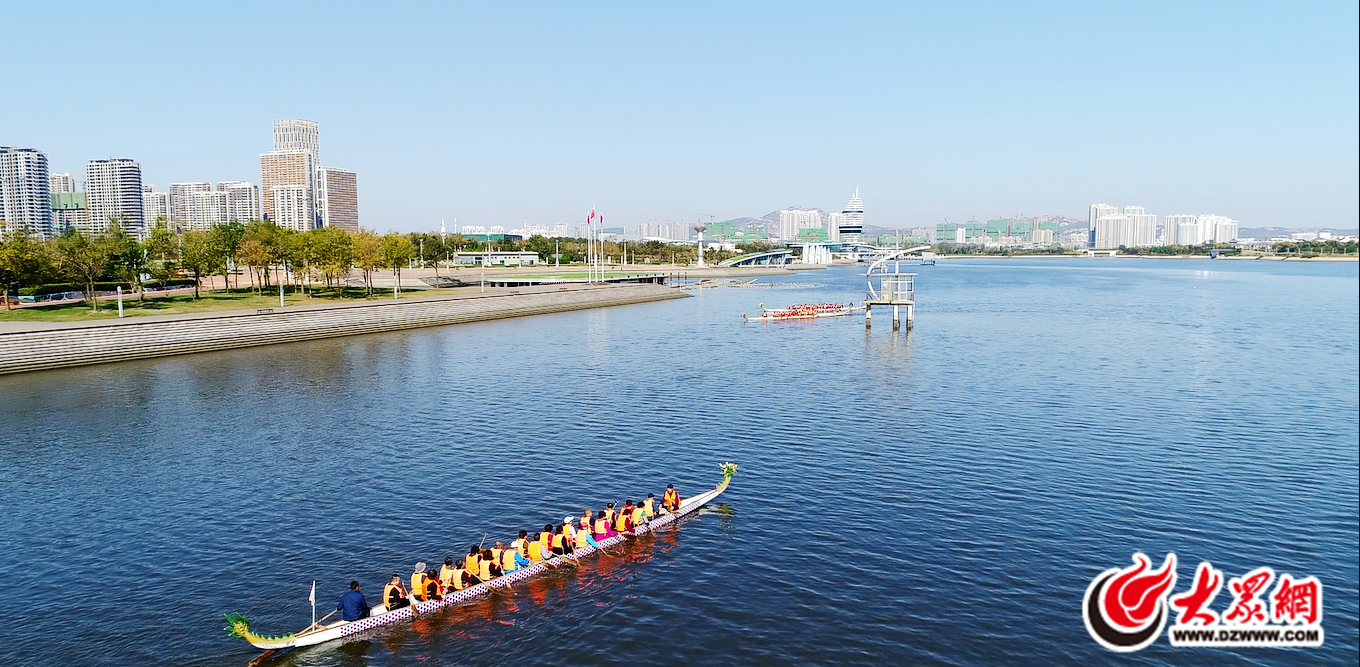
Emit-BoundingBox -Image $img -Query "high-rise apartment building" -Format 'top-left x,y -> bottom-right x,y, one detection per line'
260,151 -> 315,230
186,190 -> 232,230
49,172 -> 77,194
169,182 -> 211,226
778,208 -> 824,242
85,158 -> 144,236
837,189 -> 864,243
273,119 -> 321,168
1091,205 -> 1157,248
1165,213 -> 1237,245
142,185 -> 170,229
1088,204 -> 1117,247
52,193 -> 88,234
1,146 -> 54,238
317,167 -> 358,232
270,185 -> 312,230
217,181 -> 261,222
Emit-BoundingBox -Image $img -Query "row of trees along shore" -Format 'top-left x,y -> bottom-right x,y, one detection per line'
0,218 -> 768,311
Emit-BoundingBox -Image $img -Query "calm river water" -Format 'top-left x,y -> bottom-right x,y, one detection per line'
1,258 -> 1356,666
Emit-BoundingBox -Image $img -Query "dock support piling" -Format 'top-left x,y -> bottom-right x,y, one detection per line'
893,305 -> 899,331
906,303 -> 914,330
865,305 -> 872,329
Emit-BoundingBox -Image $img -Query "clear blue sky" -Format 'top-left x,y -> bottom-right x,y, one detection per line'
4,1 -> 1356,231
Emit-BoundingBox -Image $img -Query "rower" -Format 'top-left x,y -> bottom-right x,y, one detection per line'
490,541 -> 505,567
551,523 -> 570,555
479,549 -> 501,580
662,484 -> 681,512
604,502 -> 617,525
594,510 -> 615,539
537,524 -> 555,557
525,529 -> 546,562
614,500 -> 634,533
502,541 -> 529,573
383,574 -> 410,610
448,559 -> 467,591
465,545 -> 483,585
573,518 -> 601,550
410,562 -> 429,602
642,494 -> 657,518
423,568 -> 444,601
630,501 -> 647,529
438,556 -> 457,589
511,529 -> 529,556
336,580 -> 370,622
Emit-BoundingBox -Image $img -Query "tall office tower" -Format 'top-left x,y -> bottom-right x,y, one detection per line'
85,158 -> 144,236
837,189 -> 864,243
142,185 -> 171,229
270,185 -> 312,230
217,181 -> 261,222
260,151 -> 315,230
273,119 -> 321,168
1089,204 -> 1118,247
50,172 -> 77,194
317,167 -> 359,232
169,182 -> 211,226
1,147 -> 54,238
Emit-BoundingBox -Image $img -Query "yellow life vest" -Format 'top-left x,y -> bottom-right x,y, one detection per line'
439,565 -> 455,587
490,547 -> 503,563
643,499 -> 655,516
632,506 -> 646,525
614,510 -> 629,531
450,568 -> 466,591
383,582 -> 405,606
479,558 -> 493,580
527,541 -> 543,562
501,548 -> 517,571
574,527 -> 590,549
465,554 -> 480,578
604,508 -> 615,524
594,517 -> 608,535
411,573 -> 428,601
552,533 -> 565,549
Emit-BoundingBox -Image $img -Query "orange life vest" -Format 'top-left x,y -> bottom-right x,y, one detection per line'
383,582 -> 406,606
663,489 -> 679,508
425,579 -> 441,600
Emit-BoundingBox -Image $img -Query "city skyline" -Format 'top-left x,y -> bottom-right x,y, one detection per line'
2,2 -> 1356,232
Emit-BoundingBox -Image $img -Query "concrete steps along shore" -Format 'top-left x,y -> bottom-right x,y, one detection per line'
0,284 -> 687,376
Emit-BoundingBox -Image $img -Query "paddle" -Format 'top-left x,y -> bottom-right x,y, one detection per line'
300,609 -> 338,635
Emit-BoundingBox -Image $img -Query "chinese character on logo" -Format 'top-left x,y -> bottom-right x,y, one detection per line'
1271,574 -> 1321,625
1223,567 -> 1275,626
1170,562 -> 1222,626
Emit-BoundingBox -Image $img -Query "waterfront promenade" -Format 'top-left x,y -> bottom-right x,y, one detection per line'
0,283 -> 686,375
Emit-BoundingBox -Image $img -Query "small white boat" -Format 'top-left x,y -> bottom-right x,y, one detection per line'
226,464 -> 738,656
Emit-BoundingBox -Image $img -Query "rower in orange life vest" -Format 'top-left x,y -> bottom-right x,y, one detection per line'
613,500 -> 635,533
422,567 -> 444,601
662,484 -> 681,512
410,562 -> 430,602
383,574 -> 410,610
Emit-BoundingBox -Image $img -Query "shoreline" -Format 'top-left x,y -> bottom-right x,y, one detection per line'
933,253 -> 1357,262
0,283 -> 688,375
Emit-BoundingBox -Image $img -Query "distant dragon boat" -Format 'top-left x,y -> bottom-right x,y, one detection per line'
225,463 -> 737,657
742,302 -> 860,322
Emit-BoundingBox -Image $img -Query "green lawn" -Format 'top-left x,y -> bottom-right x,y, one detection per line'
0,287 -> 457,322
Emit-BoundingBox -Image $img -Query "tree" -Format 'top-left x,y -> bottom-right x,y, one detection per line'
311,226 -> 354,289
107,230 -> 149,302
240,220 -> 280,290
0,228 -> 53,310
379,233 -> 417,296
179,230 -> 215,299
352,229 -> 383,296
279,230 -> 317,294
208,222 -> 245,290
55,230 -> 115,311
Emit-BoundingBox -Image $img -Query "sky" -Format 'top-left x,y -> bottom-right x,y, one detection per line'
4,1 -> 1357,232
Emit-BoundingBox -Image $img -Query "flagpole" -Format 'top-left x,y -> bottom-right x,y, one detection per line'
310,580 -> 316,629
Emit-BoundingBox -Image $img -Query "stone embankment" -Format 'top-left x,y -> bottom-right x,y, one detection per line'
0,284 -> 687,376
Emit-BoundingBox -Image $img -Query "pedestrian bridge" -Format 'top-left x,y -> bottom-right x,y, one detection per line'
719,249 -> 793,267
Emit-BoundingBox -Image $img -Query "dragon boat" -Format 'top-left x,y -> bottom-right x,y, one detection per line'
226,463 -> 737,656
742,302 -> 861,322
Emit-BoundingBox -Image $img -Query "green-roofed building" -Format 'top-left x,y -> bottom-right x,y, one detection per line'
707,221 -> 737,239
796,227 -> 829,243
